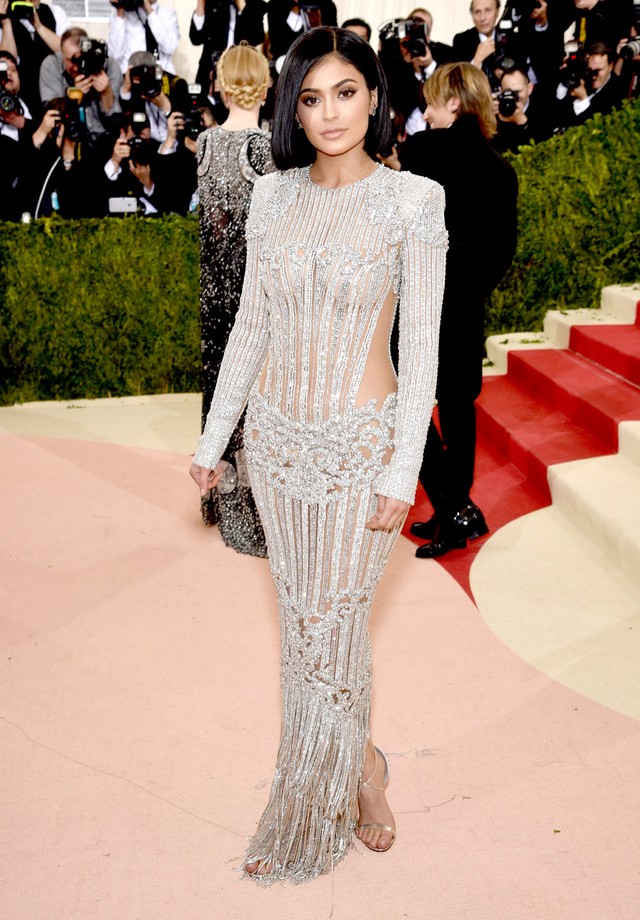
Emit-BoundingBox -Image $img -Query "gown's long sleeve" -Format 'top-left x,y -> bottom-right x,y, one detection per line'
193,179 -> 270,469
375,177 -> 447,505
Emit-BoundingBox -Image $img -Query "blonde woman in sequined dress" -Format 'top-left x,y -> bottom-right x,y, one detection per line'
197,41 -> 274,556
190,27 -> 447,883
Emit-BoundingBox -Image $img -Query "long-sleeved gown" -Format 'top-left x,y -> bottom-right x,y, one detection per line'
194,163 -> 447,883
198,126 -> 274,556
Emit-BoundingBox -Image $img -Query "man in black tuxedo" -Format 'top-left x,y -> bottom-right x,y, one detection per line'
189,0 -> 267,89
382,12 -> 454,139
453,0 -> 503,76
400,87 -> 518,558
493,65 -> 554,151
554,40 -> 624,129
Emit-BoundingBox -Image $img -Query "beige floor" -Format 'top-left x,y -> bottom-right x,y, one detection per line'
2,395 -> 639,920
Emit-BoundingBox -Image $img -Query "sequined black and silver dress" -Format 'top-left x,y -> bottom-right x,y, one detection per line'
194,165 -> 447,883
197,125 -> 274,556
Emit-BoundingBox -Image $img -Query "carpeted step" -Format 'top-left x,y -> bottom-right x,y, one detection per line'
569,324 -> 640,387
505,350 -> 640,450
477,375 -> 614,502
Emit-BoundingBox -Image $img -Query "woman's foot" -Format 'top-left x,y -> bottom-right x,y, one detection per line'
244,858 -> 273,877
356,742 -> 396,852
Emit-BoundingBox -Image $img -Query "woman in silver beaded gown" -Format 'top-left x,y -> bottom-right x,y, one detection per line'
198,42 -> 274,556
191,28 -> 447,883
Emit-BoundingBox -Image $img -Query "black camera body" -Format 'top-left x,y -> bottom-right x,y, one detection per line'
497,87 -> 519,117
110,0 -> 143,11
559,50 -> 587,89
379,18 -> 430,61
0,61 -> 22,116
173,82 -> 205,140
76,38 -> 108,77
130,63 -> 163,99
9,1 -> 35,21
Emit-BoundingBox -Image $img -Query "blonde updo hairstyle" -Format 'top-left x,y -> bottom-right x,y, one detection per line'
423,61 -> 497,139
216,41 -> 270,110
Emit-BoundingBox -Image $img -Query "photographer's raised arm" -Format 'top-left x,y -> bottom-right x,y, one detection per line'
0,0 -> 18,58
33,2 -> 61,54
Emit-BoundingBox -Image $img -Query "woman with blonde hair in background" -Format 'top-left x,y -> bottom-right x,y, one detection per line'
197,41 -> 274,556
401,61 -> 518,558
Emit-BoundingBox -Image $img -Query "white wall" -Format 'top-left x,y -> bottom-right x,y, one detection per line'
73,1 -> 475,84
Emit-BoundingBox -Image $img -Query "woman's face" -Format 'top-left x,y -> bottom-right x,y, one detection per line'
423,95 -> 459,129
296,55 -> 376,159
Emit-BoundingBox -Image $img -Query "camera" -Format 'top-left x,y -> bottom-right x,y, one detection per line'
109,0 -> 143,11
0,61 -> 22,116
75,38 -> 108,77
61,86 -> 86,141
9,1 -> 34,21
559,49 -> 587,89
130,63 -> 163,99
130,110 -> 149,137
497,88 -> 519,117
620,39 -> 640,60
379,18 -> 430,61
172,82 -> 205,140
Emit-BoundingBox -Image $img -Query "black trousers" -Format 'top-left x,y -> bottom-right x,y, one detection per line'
417,294 -> 485,518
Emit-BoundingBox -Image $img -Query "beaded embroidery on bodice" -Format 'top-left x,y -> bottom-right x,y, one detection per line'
195,165 -> 448,506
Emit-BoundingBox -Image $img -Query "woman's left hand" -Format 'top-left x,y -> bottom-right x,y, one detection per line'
366,495 -> 410,531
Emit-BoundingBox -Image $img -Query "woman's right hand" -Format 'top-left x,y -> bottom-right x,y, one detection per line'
190,461 -> 223,495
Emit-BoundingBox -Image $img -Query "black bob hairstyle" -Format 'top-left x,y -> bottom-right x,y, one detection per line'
272,27 -> 392,170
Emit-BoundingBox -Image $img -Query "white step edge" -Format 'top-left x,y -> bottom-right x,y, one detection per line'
484,283 -> 640,375
547,442 -> 640,592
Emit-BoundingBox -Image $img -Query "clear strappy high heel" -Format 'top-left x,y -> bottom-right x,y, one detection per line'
357,746 -> 396,852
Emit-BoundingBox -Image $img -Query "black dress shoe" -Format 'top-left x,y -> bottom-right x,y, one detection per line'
409,514 -> 439,541
415,503 -> 489,559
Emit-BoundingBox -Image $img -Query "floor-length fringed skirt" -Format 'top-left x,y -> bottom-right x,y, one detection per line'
242,392 -> 404,884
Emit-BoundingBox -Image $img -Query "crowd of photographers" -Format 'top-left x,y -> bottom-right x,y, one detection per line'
0,0 -> 638,221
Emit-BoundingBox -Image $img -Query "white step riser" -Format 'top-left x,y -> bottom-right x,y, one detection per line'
548,458 -> 640,592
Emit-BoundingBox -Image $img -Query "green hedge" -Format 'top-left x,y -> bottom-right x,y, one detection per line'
1,98 -> 639,405
487,97 -> 640,334
0,215 -> 200,404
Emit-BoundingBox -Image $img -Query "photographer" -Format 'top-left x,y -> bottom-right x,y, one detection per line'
267,2 -> 337,64
29,96 -> 99,217
380,13 -> 453,139
616,14 -> 640,99
189,1 -> 267,89
119,49 -> 180,143
555,40 -> 623,129
341,17 -> 371,42
506,1 -> 565,94
0,0 -> 69,110
108,0 -> 179,77
39,27 -> 122,149
562,0 -> 636,52
0,50 -> 36,218
493,64 -> 552,150
155,108 -> 199,213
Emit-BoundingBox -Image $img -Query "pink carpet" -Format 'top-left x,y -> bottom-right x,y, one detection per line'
2,429 -> 640,919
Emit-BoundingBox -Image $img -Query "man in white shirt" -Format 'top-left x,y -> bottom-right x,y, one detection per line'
108,0 -> 179,76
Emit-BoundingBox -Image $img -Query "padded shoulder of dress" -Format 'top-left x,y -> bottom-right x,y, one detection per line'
246,170 -> 297,237
391,172 -> 448,245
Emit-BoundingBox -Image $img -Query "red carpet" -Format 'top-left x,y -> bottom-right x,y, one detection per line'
404,301 -> 640,598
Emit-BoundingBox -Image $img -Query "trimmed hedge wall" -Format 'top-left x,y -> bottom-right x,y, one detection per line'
487,98 -> 640,333
1,98 -> 639,405
0,216 -> 200,405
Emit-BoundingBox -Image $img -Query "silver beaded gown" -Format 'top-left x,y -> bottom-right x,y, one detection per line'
194,164 -> 447,883
197,125 -> 274,556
